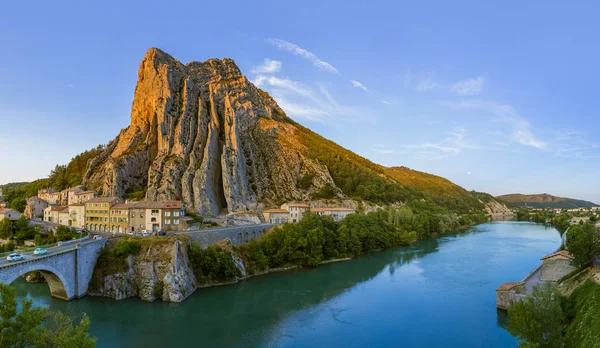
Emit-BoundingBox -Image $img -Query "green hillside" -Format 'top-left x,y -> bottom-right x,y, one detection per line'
497,193 -> 598,209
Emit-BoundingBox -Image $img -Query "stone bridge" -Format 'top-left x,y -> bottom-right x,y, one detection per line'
0,239 -> 106,300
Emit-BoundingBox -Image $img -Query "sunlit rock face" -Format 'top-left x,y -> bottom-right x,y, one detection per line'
84,48 -> 335,215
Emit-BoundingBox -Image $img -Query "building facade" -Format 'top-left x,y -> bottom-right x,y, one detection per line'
0,208 -> 21,221
24,196 -> 49,219
540,250 -> 576,281
74,190 -> 95,204
85,197 -> 119,232
281,203 -> 310,223
263,209 -> 289,224
60,186 -> 83,205
44,205 -> 62,223
310,207 -> 355,221
57,206 -> 70,226
68,203 -> 86,229
109,203 -> 134,234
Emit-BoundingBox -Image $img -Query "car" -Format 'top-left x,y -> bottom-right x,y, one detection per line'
158,230 -> 167,236
6,253 -> 24,262
126,230 -> 134,236
142,231 -> 152,237
93,235 -> 103,240
135,232 -> 143,237
33,248 -> 47,256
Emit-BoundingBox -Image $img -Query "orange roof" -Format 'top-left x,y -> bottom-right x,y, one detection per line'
286,203 -> 310,207
496,281 -> 524,291
264,209 -> 288,213
86,197 -> 119,204
541,250 -> 573,260
75,190 -> 95,195
134,201 -> 183,209
111,203 -> 136,209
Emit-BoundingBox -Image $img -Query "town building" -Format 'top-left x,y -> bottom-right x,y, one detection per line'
68,203 -> 86,229
44,205 -> 64,223
281,203 -> 310,223
134,201 -> 185,232
540,250 -> 576,281
109,203 -> 135,234
263,209 -> 289,224
74,190 -> 95,204
310,207 -> 355,221
129,205 -> 146,233
60,186 -> 83,205
85,197 -> 119,232
0,208 -> 21,221
24,196 -> 49,219
57,206 -> 70,226
0,186 -> 4,203
38,188 -> 61,205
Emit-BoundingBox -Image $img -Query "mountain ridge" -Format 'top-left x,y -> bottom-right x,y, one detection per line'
496,193 -> 598,209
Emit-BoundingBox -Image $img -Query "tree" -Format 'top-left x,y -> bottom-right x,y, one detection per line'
0,283 -> 96,347
566,223 -> 600,269
8,197 -> 27,213
0,218 -> 12,238
507,282 -> 565,348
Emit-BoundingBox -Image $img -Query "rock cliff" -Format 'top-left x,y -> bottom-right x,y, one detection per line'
89,237 -> 197,302
84,48 -> 335,215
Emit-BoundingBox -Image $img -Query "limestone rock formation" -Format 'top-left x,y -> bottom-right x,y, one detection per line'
89,239 -> 197,302
84,48 -> 335,215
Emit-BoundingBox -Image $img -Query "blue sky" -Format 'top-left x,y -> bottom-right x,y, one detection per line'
1,1 -> 598,203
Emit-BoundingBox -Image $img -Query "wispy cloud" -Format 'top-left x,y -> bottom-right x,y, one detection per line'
415,78 -> 442,92
450,77 -> 485,96
371,144 -> 395,154
382,100 -> 390,105
403,127 -> 477,160
447,101 -> 546,150
251,59 -> 282,74
267,38 -> 339,74
351,80 -> 369,92
253,75 -> 357,122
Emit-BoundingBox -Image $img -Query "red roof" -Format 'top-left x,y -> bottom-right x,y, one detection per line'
541,250 -> 573,260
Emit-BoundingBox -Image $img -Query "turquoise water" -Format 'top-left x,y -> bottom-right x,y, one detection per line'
14,221 -> 561,347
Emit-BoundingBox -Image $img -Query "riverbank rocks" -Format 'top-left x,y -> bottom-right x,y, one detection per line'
89,237 -> 197,303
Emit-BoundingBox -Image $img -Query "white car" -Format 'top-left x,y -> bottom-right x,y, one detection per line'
93,235 -> 103,240
33,248 -> 47,256
126,231 -> 134,236
6,253 -> 24,262
142,231 -> 152,237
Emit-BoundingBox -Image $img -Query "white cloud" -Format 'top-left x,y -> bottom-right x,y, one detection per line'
267,38 -> 339,74
251,59 -> 282,74
371,144 -> 395,154
450,77 -> 485,96
252,75 -> 312,96
351,80 -> 369,92
447,101 -> 546,150
403,127 -> 477,160
416,78 -> 442,92
382,100 -> 390,105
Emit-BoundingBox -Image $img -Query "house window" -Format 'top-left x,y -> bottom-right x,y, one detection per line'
174,219 -> 179,225
165,212 -> 171,217
165,219 -> 171,224
151,210 -> 159,215
174,211 -> 180,217
151,218 -> 156,222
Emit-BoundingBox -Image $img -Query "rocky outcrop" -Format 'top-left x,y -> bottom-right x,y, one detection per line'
484,200 -> 512,215
84,48 -> 336,215
89,238 -> 197,302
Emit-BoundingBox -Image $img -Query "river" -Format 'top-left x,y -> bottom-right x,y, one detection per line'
14,221 -> 561,347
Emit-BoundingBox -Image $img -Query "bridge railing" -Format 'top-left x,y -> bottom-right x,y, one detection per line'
0,232 -> 91,258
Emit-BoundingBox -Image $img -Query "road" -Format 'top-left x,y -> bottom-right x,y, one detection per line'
173,223 -> 275,235
0,237 -> 93,268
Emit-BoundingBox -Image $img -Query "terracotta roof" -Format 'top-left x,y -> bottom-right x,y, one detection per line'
86,197 -> 119,204
285,203 -> 310,207
0,208 -> 16,214
541,250 -> 573,260
61,186 -> 83,193
264,209 -> 289,213
134,201 -> 184,209
57,206 -> 69,213
69,203 -> 85,207
496,281 -> 524,291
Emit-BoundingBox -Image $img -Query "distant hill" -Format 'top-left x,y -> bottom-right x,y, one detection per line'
496,193 -> 599,209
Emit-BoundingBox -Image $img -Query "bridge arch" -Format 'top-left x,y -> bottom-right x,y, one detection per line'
3,263 -> 74,300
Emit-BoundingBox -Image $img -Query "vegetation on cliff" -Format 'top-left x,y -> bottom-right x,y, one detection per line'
0,283 -> 96,347
508,281 -> 600,348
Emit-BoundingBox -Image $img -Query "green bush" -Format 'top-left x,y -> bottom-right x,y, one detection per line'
188,242 -> 241,284
114,239 -> 141,257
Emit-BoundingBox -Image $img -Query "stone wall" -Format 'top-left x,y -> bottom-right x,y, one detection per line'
182,224 -> 274,248
496,282 -> 526,310
75,239 -> 106,297
540,259 -> 576,281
